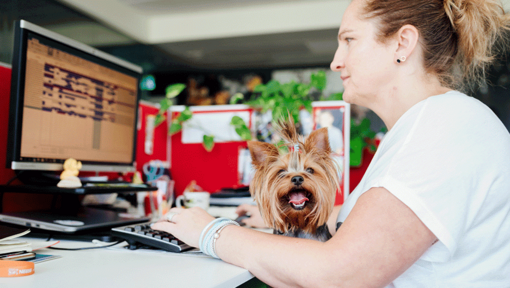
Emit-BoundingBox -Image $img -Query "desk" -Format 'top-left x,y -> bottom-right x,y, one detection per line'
0,238 -> 254,288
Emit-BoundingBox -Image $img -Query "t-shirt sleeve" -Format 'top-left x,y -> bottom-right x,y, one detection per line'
369,98 -> 492,262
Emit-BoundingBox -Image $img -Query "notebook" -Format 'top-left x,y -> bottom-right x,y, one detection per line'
0,208 -> 150,233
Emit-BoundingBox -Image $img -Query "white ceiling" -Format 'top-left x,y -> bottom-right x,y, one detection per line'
118,0 -> 317,14
56,0 -> 348,44
46,0 -> 510,71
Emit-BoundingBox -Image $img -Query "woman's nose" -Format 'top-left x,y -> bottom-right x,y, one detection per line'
330,49 -> 344,72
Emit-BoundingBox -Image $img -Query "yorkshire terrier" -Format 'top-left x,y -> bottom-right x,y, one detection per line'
247,117 -> 339,242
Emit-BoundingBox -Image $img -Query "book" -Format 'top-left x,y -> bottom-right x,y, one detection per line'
28,254 -> 62,264
0,225 -> 30,242
210,187 -> 255,206
209,197 -> 256,206
0,224 -> 31,256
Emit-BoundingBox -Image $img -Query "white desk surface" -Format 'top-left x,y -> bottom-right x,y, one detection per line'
0,238 -> 253,288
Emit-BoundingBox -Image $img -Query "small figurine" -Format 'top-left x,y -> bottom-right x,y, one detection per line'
57,158 -> 82,188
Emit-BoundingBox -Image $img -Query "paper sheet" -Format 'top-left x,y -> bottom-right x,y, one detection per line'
181,111 -> 250,143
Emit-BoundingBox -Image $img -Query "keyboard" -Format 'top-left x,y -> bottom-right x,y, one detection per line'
111,222 -> 193,253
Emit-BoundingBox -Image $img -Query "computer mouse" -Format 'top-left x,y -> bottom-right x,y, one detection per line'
234,214 -> 251,226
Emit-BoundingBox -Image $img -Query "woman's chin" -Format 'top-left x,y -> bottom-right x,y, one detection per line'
342,91 -> 353,104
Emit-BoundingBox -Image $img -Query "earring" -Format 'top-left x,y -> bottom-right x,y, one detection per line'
397,56 -> 407,63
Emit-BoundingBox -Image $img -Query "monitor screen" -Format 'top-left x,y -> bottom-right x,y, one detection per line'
7,20 -> 142,172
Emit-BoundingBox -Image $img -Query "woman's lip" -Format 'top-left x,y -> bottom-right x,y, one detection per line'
341,76 -> 350,81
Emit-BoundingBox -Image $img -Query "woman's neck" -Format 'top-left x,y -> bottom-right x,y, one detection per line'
368,75 -> 451,130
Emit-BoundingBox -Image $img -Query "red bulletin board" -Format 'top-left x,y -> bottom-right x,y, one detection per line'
169,105 -> 252,198
135,101 -> 170,173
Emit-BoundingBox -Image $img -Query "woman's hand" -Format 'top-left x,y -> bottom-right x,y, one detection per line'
235,204 -> 267,228
151,207 -> 215,248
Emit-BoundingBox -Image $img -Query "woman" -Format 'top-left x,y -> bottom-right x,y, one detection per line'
153,0 -> 510,286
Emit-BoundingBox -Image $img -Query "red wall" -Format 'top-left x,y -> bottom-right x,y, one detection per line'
0,65 -> 55,212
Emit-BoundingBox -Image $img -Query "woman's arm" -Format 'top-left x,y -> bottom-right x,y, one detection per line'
327,204 -> 342,236
153,187 -> 436,287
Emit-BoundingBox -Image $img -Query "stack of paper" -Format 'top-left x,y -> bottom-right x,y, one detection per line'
0,225 -> 31,256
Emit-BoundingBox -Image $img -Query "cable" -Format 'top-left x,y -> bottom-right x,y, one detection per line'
5,171 -> 24,185
47,240 -> 122,251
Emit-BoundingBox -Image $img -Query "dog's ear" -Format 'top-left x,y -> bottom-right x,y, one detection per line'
247,141 -> 279,167
305,127 -> 331,154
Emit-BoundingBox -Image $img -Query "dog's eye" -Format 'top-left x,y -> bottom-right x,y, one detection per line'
278,169 -> 286,175
306,168 -> 314,174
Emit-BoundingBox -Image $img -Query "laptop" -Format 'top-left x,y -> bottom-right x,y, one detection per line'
0,208 -> 150,233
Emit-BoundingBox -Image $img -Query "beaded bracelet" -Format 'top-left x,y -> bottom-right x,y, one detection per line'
201,219 -> 228,255
199,218 -> 223,252
203,219 -> 236,256
199,218 -> 239,258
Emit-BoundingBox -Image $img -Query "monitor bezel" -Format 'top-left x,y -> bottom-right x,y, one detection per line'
6,20 -> 142,172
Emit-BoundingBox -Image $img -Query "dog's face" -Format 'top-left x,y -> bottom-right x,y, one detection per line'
248,122 -> 339,235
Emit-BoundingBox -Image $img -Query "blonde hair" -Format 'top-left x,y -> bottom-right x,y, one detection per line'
362,0 -> 510,91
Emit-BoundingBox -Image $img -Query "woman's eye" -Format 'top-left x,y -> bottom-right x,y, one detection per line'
306,168 -> 314,174
345,38 -> 353,43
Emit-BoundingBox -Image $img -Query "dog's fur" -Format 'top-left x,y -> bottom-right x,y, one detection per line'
247,117 -> 339,241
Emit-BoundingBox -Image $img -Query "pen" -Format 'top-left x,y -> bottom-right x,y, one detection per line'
0,252 -> 36,261
0,250 -> 29,258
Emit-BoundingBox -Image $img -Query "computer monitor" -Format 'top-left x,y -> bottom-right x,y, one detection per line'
6,20 -> 142,173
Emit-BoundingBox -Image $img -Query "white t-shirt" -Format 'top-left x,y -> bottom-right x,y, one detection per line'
337,91 -> 510,287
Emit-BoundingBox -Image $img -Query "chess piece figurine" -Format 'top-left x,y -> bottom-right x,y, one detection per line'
57,158 -> 83,188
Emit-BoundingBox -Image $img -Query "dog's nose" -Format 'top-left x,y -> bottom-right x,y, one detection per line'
291,176 -> 304,186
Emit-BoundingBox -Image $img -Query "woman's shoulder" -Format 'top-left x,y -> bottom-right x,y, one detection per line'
427,91 -> 491,114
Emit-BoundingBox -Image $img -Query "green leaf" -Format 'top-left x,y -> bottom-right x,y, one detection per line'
327,92 -> 343,101
159,98 -> 171,112
166,83 -> 186,99
203,135 -> 215,152
311,71 -> 327,91
230,116 -> 245,126
281,82 -> 296,98
230,93 -> 244,104
154,114 -> 166,126
231,116 -> 252,140
169,121 -> 182,135
178,106 -> 193,122
359,118 -> 371,132
235,126 -> 252,140
253,84 -> 266,93
350,136 -> 365,167
272,106 -> 285,121
296,83 -> 311,98
303,99 -> 313,113
265,80 -> 281,96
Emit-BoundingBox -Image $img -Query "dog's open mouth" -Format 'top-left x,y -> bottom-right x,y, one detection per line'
287,190 -> 310,210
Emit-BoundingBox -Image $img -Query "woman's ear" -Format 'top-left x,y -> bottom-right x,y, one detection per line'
395,24 -> 419,62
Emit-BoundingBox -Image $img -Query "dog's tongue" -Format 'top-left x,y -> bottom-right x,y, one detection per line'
288,191 -> 309,205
